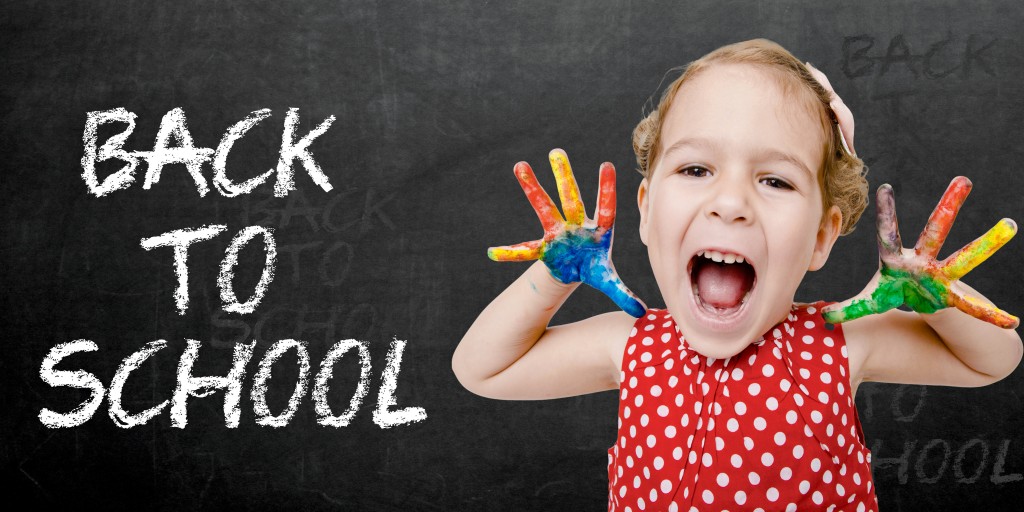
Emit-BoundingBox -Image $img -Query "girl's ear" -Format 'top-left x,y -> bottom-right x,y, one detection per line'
809,205 -> 842,271
637,179 -> 651,246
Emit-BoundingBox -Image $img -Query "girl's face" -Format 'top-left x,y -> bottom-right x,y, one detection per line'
638,63 -> 842,359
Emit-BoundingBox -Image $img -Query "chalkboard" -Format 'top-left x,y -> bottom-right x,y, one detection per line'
3,1 -> 1022,510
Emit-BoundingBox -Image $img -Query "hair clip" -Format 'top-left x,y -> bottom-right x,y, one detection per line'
806,62 -> 856,158
835,115 -> 854,158
826,106 -> 839,125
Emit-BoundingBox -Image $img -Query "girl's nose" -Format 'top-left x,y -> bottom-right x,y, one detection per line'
704,174 -> 753,224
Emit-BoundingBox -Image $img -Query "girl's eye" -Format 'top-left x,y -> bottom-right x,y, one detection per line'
679,166 -> 710,178
761,177 -> 793,190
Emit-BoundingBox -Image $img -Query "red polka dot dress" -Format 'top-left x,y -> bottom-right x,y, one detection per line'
608,302 -> 877,512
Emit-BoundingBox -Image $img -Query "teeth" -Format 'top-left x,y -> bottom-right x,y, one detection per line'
698,250 -> 746,265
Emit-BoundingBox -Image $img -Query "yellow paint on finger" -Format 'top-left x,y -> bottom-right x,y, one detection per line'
549,149 -> 585,225
942,218 -> 1017,280
488,242 -> 543,262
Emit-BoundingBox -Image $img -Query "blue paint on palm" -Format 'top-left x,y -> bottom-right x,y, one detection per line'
542,228 -> 646,318
543,228 -> 610,283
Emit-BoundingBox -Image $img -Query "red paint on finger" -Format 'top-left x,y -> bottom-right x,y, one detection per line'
915,177 -> 971,258
596,162 -> 617,230
514,161 -> 563,236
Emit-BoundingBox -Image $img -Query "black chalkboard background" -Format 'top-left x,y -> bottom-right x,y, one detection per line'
4,1 -> 1023,510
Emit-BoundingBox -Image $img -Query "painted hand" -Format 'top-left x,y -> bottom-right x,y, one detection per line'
488,149 -> 647,318
822,177 -> 1018,328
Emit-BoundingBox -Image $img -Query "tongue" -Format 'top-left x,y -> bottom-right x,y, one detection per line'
695,260 -> 754,309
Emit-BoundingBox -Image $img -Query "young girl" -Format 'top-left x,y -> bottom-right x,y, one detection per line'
452,39 -> 1021,511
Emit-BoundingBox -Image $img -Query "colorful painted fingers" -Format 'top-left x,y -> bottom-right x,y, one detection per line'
823,177 -> 1018,328
488,149 -> 646,317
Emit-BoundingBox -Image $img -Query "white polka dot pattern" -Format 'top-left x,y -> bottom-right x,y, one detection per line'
607,302 -> 877,511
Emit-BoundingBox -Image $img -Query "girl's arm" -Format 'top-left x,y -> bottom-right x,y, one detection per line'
452,261 -> 633,399
844,278 -> 1022,388
452,150 -> 645,400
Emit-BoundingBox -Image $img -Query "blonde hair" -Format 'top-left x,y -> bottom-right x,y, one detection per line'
632,38 -> 868,235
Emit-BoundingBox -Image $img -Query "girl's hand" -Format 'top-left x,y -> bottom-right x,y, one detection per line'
822,177 -> 1018,328
488,149 -> 647,318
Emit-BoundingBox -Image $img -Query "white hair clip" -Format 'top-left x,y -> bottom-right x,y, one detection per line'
806,62 -> 856,157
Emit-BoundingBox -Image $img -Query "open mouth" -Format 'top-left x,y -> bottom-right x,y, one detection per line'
688,249 -> 757,318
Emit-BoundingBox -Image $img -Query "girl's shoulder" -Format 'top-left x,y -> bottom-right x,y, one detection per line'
775,301 -> 851,365
785,301 -> 848,347
629,308 -> 676,333
619,308 -> 679,368
791,300 -> 835,323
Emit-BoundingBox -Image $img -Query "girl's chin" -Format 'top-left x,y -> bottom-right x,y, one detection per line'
685,339 -> 750,359
668,285 -> 765,358
680,324 -> 762,358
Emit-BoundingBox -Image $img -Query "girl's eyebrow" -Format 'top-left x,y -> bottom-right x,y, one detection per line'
662,137 -> 813,178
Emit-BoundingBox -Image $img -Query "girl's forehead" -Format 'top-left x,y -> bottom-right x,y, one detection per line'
660,64 -> 826,168
675,64 -> 820,124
